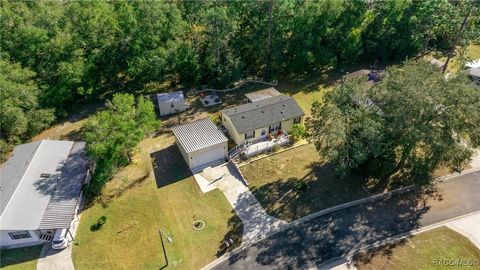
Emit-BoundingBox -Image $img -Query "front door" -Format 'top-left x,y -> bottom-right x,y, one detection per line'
269,123 -> 281,133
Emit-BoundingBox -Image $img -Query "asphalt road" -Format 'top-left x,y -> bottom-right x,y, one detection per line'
212,171 -> 480,270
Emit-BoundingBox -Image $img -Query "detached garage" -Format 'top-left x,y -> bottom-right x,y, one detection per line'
171,118 -> 228,170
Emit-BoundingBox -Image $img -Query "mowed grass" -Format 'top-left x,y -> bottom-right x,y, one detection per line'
240,143 -> 368,222
72,134 -> 242,270
0,245 -> 42,270
355,226 -> 480,270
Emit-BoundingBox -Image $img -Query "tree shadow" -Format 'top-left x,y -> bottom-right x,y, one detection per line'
216,210 -> 244,257
150,144 -> 192,188
225,186 -> 437,268
250,162 -> 369,221
33,142 -> 89,202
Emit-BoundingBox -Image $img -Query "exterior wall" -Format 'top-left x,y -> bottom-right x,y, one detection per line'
0,230 -> 43,249
222,113 -> 302,145
221,114 -> 244,145
187,141 -> 228,169
158,100 -> 186,116
175,137 -> 190,167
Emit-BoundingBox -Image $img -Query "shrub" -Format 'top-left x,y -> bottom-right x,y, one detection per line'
293,180 -> 309,192
290,124 -> 306,142
90,215 -> 107,231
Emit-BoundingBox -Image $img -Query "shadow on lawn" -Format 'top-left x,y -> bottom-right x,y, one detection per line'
150,144 -> 192,188
217,211 -> 244,258
250,163 -> 369,221
226,186 -> 438,268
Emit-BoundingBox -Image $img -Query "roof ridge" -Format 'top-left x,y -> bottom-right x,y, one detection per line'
222,95 -> 292,116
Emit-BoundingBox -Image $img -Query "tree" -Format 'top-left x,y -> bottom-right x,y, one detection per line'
309,79 -> 384,178
0,59 -> 55,160
83,93 -> 159,192
84,93 -> 158,164
309,62 -> 480,183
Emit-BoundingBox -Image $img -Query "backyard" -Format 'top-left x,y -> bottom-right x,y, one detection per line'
355,226 -> 480,270
72,134 -> 242,270
240,143 -> 369,222
0,245 -> 42,270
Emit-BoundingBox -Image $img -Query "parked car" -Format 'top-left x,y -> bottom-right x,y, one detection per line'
51,228 -> 71,249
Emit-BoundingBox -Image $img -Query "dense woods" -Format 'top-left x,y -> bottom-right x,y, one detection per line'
1,0 -> 479,159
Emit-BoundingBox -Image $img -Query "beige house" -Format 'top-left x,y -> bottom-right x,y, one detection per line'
220,94 -> 304,145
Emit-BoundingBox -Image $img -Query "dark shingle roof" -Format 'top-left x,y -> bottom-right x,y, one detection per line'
221,95 -> 304,134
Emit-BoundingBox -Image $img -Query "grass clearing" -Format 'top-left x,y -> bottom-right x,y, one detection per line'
240,143 -> 368,222
0,245 -> 43,270
355,226 -> 480,270
72,134 -> 242,270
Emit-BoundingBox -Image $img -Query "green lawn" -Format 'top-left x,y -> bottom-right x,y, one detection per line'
72,134 -> 242,270
355,226 -> 480,270
0,245 -> 42,270
240,143 -> 369,222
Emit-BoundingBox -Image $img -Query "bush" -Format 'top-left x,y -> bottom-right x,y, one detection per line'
210,113 -> 221,125
293,180 -> 309,192
290,124 -> 306,142
90,215 -> 107,231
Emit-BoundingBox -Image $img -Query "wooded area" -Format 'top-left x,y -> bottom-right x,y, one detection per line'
1,0 -> 479,159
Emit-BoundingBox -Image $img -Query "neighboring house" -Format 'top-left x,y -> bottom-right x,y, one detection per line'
220,95 -> 304,146
0,140 -> 89,249
157,91 -> 187,116
172,118 -> 228,170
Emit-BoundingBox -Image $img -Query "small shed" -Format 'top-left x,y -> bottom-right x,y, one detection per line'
171,119 -> 228,170
157,91 -> 187,116
245,87 -> 281,103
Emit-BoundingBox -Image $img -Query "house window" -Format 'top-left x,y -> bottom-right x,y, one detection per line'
294,117 -> 301,124
269,123 -> 281,132
245,130 -> 255,140
8,231 -> 31,240
261,129 -> 266,136
170,103 -> 174,108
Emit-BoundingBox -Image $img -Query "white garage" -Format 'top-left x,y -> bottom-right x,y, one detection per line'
171,118 -> 228,170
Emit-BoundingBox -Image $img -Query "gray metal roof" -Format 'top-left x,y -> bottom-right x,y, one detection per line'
220,95 -> 304,134
157,91 -> 185,104
0,141 -> 41,215
0,140 -> 88,230
171,118 -> 228,153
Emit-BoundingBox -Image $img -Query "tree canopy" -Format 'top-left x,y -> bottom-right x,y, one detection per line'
309,62 -> 480,184
0,59 -> 55,160
1,0 -> 478,114
83,93 -> 159,194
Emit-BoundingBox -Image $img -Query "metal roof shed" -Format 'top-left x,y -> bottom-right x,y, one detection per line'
171,119 -> 228,170
157,91 -> 187,116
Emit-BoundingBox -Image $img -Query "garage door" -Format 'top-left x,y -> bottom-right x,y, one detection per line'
192,147 -> 224,168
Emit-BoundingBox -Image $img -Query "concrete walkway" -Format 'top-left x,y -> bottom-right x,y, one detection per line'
194,162 -> 287,242
447,212 -> 480,250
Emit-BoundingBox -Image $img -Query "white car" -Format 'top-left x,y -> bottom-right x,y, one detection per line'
51,228 -> 71,249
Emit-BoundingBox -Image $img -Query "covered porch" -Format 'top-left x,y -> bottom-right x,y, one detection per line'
229,130 -> 289,160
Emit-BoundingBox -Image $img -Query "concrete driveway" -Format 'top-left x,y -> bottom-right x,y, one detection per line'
210,171 -> 480,269
194,162 -> 287,242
